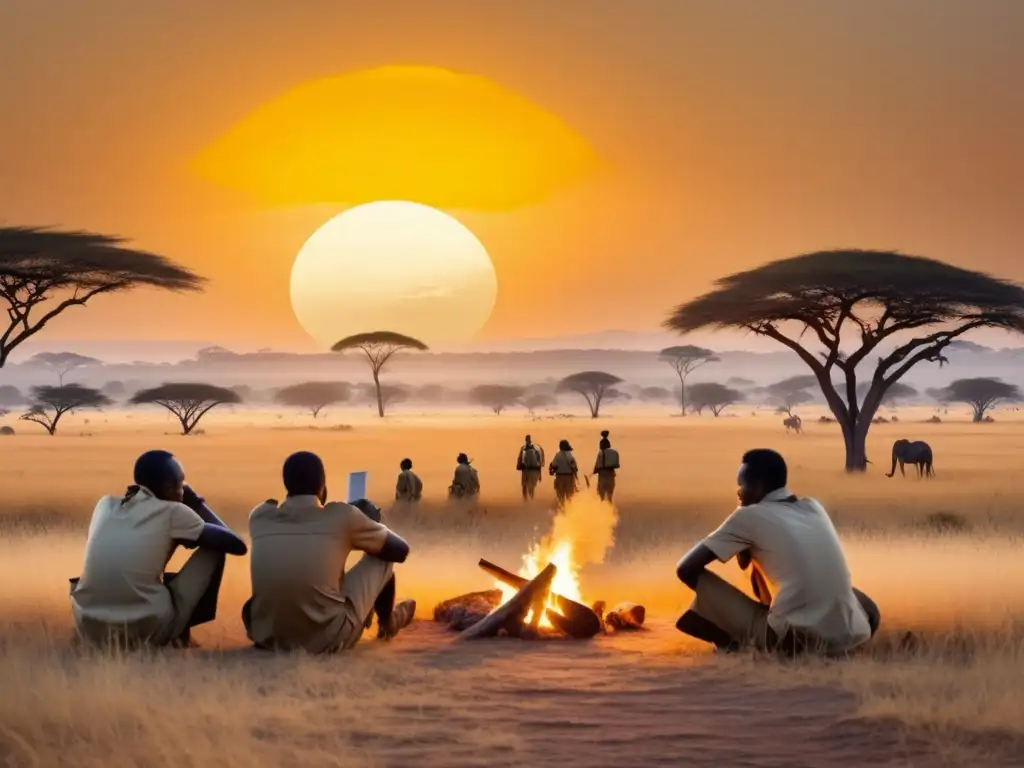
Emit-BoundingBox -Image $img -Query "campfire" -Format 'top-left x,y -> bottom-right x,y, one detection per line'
433,495 -> 645,639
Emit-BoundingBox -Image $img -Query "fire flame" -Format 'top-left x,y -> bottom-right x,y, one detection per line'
496,494 -> 619,627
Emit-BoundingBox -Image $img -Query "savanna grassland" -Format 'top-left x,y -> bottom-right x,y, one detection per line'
1,406 -> 1022,766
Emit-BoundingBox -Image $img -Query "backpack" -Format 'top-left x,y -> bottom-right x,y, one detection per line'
521,446 -> 541,470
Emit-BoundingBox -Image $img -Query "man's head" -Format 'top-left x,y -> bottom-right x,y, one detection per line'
283,451 -> 327,503
524,434 -> 532,445
400,458 -> 413,471
559,439 -> 572,452
133,450 -> 186,502
457,452 -> 469,465
737,449 -> 788,506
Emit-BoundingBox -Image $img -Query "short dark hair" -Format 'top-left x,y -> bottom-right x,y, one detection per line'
133,450 -> 179,492
283,451 -> 326,496
400,458 -> 413,470
559,439 -> 572,451
741,449 -> 787,491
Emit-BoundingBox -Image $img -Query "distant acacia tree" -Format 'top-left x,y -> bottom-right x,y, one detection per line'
274,381 -> 351,418
379,384 -> 409,414
414,383 -> 447,403
764,375 -> 817,416
20,384 -> 111,435
0,226 -> 204,368
332,331 -> 428,418
639,386 -> 674,402
666,250 -> 1024,471
130,382 -> 241,435
229,384 -> 253,402
523,393 -> 556,416
934,377 -> 1021,422
101,380 -> 126,398
658,345 -> 719,416
557,371 -> 624,418
688,382 -> 744,417
26,351 -> 103,385
856,381 -> 918,407
469,384 -> 525,415
0,385 -> 24,406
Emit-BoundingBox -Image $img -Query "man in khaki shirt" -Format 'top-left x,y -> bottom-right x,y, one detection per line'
71,450 -> 248,648
448,453 -> 480,499
395,458 -> 423,502
517,435 -> 544,501
548,439 -> 578,506
243,451 -> 414,653
592,430 -> 619,502
675,448 -> 879,656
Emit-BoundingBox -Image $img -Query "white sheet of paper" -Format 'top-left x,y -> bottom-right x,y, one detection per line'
347,471 -> 368,502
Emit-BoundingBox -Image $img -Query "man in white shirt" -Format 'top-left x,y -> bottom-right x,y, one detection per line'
675,448 -> 879,656
71,450 -> 248,648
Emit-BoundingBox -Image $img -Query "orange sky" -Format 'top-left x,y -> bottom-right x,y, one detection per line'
1,0 -> 1022,353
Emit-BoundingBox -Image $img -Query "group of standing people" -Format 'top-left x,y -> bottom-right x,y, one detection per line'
392,431 -> 621,506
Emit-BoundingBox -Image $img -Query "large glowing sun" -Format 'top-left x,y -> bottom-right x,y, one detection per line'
290,201 -> 498,347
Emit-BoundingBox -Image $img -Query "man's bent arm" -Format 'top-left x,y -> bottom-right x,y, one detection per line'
179,523 -> 248,556
377,531 -> 410,563
675,543 -> 717,590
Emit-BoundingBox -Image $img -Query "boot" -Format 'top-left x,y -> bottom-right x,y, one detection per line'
378,599 -> 417,640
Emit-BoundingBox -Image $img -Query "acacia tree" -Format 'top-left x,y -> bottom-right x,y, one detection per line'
658,345 -> 719,416
666,250 -> 1024,471
556,371 -> 623,418
274,381 -> 351,418
130,383 -> 241,435
688,382 -> 744,416
379,384 -> 408,414
26,351 -> 103,385
640,386 -> 674,402
523,393 -> 556,416
765,375 -> 817,416
332,332 -> 428,418
0,226 -> 204,368
20,384 -> 111,435
469,384 -> 525,415
934,378 -> 1021,422
0,385 -> 23,406
856,381 -> 918,407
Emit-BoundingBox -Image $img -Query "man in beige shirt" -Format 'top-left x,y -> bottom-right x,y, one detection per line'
243,451 -> 415,653
548,439 -> 579,506
675,448 -> 879,656
448,453 -> 480,499
70,450 -> 248,648
517,434 -> 544,501
592,430 -> 619,502
395,458 -> 423,502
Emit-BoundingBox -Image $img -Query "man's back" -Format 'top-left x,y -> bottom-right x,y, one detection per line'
704,490 -> 870,651
72,489 -> 204,628
247,496 -> 389,652
396,470 -> 422,499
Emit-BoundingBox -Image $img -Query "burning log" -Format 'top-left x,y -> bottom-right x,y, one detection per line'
479,558 -> 602,639
459,563 -> 557,640
433,590 -> 502,631
598,602 -> 646,631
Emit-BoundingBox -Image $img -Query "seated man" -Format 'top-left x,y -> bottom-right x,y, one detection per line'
675,448 -> 880,656
448,453 -> 480,499
70,450 -> 248,648
395,458 -> 423,502
243,451 -> 415,653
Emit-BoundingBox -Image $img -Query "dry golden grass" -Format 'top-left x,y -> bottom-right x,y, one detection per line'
1,409 -> 1022,765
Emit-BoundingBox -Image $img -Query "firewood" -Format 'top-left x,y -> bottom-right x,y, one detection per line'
478,558 -> 602,639
433,589 -> 502,630
603,603 -> 646,630
458,564 -> 557,640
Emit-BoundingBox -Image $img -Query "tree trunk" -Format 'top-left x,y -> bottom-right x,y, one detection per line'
972,406 -> 983,423
373,371 -> 384,418
678,374 -> 686,416
180,415 -> 193,435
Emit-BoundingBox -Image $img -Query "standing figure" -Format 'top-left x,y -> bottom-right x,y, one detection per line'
549,439 -> 578,506
448,453 -> 480,499
593,430 -> 620,502
517,434 -> 545,501
395,458 -> 423,502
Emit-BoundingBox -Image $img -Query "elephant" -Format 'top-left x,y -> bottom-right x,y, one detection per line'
885,439 -> 934,478
783,415 -> 802,434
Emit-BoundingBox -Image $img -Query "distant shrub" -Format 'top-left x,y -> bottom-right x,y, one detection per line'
920,511 -> 970,534
872,416 -> 889,424
925,415 -> 942,423
0,425 -> 14,436
818,416 -> 835,423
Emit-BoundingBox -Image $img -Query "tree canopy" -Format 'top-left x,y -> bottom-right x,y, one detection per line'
556,371 -> 624,418
332,331 -> 428,417
764,375 -> 817,415
856,380 -> 918,405
687,382 -> 744,416
20,384 -> 111,435
468,384 -> 525,415
274,381 -> 351,418
933,377 -> 1020,422
658,345 -> 718,416
26,351 -> 104,385
523,392 -> 556,415
666,250 -> 1024,470
130,382 -> 241,434
0,226 -> 204,367
0,385 -> 24,406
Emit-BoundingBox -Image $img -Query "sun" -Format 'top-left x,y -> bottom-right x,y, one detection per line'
290,201 -> 498,348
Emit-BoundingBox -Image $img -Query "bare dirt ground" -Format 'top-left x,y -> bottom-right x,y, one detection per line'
1,408 -> 1022,766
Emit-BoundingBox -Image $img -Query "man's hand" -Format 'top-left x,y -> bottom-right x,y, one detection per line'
737,550 -> 752,570
182,484 -> 204,510
351,498 -> 382,523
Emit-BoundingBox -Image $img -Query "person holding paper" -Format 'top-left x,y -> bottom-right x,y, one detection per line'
243,451 -> 415,653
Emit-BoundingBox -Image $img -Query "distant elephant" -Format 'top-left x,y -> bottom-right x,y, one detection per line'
783,415 -> 802,434
886,439 -> 934,478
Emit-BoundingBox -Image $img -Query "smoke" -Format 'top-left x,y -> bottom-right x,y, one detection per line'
537,493 -> 619,567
